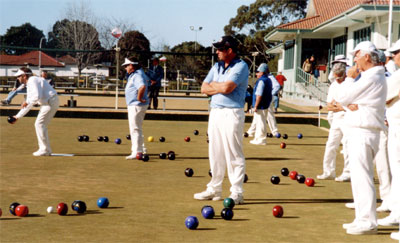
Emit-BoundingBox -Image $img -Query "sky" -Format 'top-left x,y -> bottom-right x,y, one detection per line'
0,0 -> 254,50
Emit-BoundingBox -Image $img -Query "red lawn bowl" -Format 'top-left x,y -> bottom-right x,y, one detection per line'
272,205 -> 284,218
57,202 -> 68,215
305,178 -> 315,187
289,171 -> 298,180
15,205 -> 29,217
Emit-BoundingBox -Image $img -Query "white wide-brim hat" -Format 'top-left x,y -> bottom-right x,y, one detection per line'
331,54 -> 348,65
14,69 -> 31,77
121,58 -> 139,66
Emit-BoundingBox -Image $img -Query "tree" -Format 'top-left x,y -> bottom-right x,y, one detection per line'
48,1 -> 103,78
47,19 -> 71,56
167,41 -> 211,81
49,19 -> 102,77
1,23 -> 45,55
224,0 -> 307,69
118,30 -> 151,68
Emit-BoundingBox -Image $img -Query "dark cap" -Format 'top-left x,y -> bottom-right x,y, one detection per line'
213,36 -> 239,50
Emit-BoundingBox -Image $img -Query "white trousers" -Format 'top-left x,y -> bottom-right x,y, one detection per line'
346,128 -> 380,228
35,96 -> 59,153
248,109 -> 268,143
374,130 -> 391,203
387,124 -> 400,219
321,118 -> 350,176
247,104 -> 278,136
207,108 -> 246,194
128,105 -> 147,154
266,103 -> 278,135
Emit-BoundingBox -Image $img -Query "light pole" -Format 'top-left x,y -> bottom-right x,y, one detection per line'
189,26 -> 203,53
39,37 -> 45,73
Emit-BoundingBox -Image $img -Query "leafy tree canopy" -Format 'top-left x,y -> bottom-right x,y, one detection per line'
224,0 -> 307,68
1,23 -> 45,55
118,30 -> 151,66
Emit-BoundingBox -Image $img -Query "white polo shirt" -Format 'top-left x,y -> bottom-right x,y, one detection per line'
16,76 -> 57,119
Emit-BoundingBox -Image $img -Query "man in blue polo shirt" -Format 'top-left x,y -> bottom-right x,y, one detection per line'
194,36 -> 249,205
249,63 -> 272,145
122,57 -> 149,160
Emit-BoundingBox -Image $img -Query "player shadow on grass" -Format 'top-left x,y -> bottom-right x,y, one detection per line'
246,157 -> 302,161
378,231 -> 396,235
285,143 -> 327,146
300,136 -> 329,138
243,198 -> 354,205
73,153 -> 129,156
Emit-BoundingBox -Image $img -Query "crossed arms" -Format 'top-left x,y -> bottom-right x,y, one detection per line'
201,81 -> 237,96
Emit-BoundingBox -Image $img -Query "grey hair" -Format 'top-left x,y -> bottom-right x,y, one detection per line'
332,62 -> 347,78
359,50 -> 380,65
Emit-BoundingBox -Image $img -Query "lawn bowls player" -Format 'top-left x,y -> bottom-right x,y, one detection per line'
194,36 -> 248,205
247,63 -> 272,145
10,67 -> 59,156
377,39 -> 400,241
317,58 -> 353,182
372,49 -> 391,213
122,58 -> 149,160
334,41 -> 387,235
247,64 -> 280,137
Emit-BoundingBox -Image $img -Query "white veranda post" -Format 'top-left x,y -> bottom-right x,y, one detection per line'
111,28 -> 122,110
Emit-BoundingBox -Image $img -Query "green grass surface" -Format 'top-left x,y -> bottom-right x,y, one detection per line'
278,104 -> 302,113
0,117 -> 393,242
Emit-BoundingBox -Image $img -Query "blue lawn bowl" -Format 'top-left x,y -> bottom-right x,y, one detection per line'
275,133 -> 281,138
297,133 -> 303,139
201,206 -> 215,219
97,197 -> 109,208
185,216 -> 199,230
115,138 -> 122,144
72,200 -> 87,214
221,207 -> 234,220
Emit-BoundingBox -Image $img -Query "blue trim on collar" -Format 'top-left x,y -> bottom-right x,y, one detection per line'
217,58 -> 241,74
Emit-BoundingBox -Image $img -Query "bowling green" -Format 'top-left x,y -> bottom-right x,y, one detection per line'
0,117 -> 394,242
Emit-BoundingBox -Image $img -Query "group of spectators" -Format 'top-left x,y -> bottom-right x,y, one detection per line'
318,40 -> 400,239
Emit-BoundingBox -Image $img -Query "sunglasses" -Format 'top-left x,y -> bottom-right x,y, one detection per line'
217,47 -> 228,52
